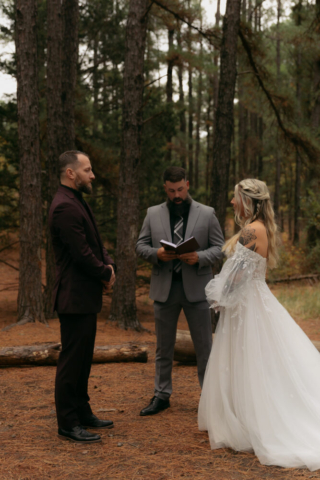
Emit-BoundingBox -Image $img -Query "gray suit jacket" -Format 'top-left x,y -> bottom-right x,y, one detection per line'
136,200 -> 224,303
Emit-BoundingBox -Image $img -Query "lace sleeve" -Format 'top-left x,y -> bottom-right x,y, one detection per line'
205,246 -> 259,310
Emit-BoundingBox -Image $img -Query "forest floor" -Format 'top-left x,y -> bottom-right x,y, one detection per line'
1,242 -> 320,480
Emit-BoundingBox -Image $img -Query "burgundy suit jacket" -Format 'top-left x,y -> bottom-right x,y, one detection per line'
49,185 -> 115,314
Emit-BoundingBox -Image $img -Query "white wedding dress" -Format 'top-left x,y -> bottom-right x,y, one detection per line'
198,242 -> 320,471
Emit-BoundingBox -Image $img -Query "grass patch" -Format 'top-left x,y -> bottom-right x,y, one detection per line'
271,283 -> 320,321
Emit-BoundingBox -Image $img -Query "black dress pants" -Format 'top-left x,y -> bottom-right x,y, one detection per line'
55,313 -> 97,430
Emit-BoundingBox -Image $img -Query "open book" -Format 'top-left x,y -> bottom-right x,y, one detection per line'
160,236 -> 200,255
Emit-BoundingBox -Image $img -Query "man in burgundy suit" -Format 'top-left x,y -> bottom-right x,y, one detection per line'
49,150 -> 116,443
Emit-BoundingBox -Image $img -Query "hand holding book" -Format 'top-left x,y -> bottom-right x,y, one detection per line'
158,237 -> 200,265
160,236 -> 199,255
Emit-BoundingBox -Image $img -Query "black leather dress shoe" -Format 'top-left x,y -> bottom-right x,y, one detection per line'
58,425 -> 101,443
81,414 -> 114,429
140,396 -> 170,416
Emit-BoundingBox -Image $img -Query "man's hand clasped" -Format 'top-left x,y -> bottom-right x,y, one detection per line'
157,247 -> 199,265
102,265 -> 116,292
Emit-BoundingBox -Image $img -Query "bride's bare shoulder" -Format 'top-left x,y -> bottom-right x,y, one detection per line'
239,222 -> 267,255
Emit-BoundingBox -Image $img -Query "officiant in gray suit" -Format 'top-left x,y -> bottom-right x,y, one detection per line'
136,166 -> 224,416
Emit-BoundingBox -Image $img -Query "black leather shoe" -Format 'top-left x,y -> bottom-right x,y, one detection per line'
140,396 -> 170,416
81,414 -> 114,429
58,425 -> 101,443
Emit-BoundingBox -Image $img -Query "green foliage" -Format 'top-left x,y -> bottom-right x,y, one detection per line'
273,284 -> 320,321
0,0 -> 320,271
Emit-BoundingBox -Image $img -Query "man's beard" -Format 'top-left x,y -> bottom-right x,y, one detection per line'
167,193 -> 192,216
75,175 -> 92,195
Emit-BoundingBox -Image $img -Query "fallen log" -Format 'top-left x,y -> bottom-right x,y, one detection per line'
268,274 -> 320,284
174,330 -> 214,363
174,330 -> 320,363
0,343 -> 148,367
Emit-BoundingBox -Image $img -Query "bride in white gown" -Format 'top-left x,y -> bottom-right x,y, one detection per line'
198,178 -> 320,471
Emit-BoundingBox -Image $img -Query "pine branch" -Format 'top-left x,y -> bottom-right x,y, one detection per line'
239,26 -> 320,162
0,259 -> 19,271
152,0 -> 221,47
0,241 -> 19,254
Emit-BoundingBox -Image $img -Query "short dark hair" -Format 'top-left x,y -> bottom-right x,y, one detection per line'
163,166 -> 186,183
59,150 -> 88,176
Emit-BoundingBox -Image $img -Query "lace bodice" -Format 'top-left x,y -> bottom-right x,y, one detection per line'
205,242 -> 267,310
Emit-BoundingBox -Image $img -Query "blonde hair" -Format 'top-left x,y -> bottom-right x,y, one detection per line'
223,178 -> 279,268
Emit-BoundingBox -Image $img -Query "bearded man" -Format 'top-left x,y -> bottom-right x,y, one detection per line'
49,150 -> 116,443
136,166 -> 224,416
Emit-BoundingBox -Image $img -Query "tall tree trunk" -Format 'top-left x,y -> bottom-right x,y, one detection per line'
210,0 -> 241,232
294,148 -> 301,245
195,41 -> 203,190
307,0 -> 320,246
293,1 -> 302,245
257,116 -> 263,177
274,0 -> 281,221
177,24 -> 186,169
102,58 -> 109,136
210,0 -> 220,196
61,0 -> 79,151
213,0 -> 221,111
93,32 -> 99,136
311,0 -> 320,133
165,28 -> 174,163
187,24 -> 193,185
44,0 -> 63,318
16,0 -> 45,324
195,3 -> 203,190
110,0 -> 149,330
205,94 -> 212,198
238,0 -> 248,180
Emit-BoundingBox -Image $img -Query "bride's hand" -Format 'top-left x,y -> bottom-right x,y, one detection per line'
178,252 -> 199,265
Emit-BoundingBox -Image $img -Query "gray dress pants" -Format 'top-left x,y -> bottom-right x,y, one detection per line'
153,280 -> 213,400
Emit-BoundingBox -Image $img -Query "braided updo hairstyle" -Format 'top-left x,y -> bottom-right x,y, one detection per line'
223,179 -> 279,268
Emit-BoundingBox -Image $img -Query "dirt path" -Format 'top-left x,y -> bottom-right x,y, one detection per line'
1,254 -> 320,479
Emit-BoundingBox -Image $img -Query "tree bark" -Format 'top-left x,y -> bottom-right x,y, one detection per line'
110,0 -> 149,330
205,93 -> 212,198
274,0 -> 281,221
61,0 -> 79,151
307,0 -> 320,247
44,0 -> 63,319
15,0 -> 44,324
165,28 -> 174,162
258,116 -> 263,177
93,32 -> 100,136
208,0 -> 220,199
311,0 -> 320,133
0,343 -> 148,366
210,0 -> 242,232
195,34 -> 203,190
237,0 -> 248,180
177,24 -> 187,169
187,23 -> 193,184
293,1 -> 302,245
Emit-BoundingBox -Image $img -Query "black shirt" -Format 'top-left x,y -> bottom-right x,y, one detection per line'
60,184 -> 96,231
60,184 -> 86,206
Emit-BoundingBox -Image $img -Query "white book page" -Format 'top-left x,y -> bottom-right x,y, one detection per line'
160,239 -> 177,248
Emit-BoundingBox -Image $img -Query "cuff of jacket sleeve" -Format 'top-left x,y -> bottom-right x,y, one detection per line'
151,248 -> 160,265
103,265 -> 113,282
197,251 -> 207,269
111,263 -> 117,273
